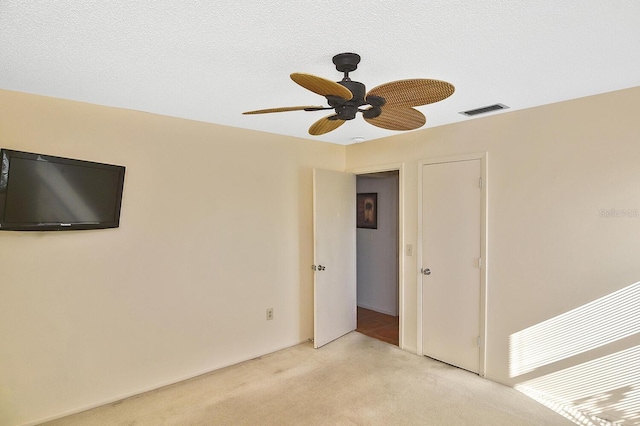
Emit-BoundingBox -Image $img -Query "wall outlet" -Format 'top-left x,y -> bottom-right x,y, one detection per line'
266,308 -> 274,320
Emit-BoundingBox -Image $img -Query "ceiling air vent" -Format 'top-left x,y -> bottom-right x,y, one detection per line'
460,103 -> 509,117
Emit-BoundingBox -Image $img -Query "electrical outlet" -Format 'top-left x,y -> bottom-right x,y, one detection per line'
266,308 -> 274,321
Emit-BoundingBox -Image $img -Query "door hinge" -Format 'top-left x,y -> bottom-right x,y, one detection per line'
477,336 -> 482,347
478,257 -> 482,268
479,177 -> 483,189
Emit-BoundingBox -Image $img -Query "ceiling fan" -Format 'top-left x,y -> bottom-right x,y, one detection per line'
243,53 -> 455,136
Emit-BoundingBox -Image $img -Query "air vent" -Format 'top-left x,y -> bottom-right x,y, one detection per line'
460,103 -> 509,117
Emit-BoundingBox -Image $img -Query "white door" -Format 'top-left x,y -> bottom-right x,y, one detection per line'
313,169 -> 357,348
422,159 -> 481,373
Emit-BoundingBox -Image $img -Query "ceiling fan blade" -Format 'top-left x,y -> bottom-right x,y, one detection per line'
243,105 -> 328,114
291,73 -> 353,100
364,107 -> 426,131
366,79 -> 454,107
309,115 -> 345,135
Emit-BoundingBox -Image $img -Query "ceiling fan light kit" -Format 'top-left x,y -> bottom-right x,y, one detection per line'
243,53 -> 455,136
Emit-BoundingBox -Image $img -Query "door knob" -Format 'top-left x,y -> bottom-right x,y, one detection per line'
421,268 -> 431,275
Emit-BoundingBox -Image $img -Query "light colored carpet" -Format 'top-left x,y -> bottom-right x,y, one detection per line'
44,332 -> 575,425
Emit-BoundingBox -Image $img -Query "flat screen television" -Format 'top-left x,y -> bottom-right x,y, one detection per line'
0,149 -> 125,231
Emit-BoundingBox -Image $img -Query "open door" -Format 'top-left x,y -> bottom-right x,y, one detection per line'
313,168 -> 357,348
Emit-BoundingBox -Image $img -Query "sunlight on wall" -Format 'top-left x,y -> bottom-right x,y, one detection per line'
510,281 -> 640,425
510,282 -> 640,378
516,345 -> 640,425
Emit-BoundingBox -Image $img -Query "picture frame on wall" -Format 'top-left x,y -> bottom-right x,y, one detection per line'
357,193 -> 378,229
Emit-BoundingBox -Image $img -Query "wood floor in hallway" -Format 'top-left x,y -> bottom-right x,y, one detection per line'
356,306 -> 399,346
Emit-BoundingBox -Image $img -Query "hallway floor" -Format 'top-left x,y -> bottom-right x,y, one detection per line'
356,306 -> 399,346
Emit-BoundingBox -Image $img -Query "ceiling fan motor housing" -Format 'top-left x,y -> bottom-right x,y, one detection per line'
329,80 -> 383,120
332,81 -> 364,120
326,79 -> 384,120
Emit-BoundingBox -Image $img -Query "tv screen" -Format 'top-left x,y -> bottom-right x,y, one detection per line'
0,149 -> 125,231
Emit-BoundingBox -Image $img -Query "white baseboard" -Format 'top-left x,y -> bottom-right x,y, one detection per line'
357,302 -> 397,316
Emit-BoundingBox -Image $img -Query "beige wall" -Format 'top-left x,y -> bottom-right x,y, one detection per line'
0,90 -> 345,425
2,86 -> 639,424
346,87 -> 640,387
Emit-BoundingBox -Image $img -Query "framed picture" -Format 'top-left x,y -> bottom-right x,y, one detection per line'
357,193 -> 378,229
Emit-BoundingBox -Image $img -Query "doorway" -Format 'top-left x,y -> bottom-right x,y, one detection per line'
355,170 -> 400,346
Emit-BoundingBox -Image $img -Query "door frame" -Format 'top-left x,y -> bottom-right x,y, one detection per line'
417,153 -> 488,377
348,163 -> 405,349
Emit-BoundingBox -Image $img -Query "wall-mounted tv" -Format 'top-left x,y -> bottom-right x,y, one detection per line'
0,149 -> 125,231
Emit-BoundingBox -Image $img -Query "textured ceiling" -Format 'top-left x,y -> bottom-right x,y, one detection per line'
1,1 -> 639,145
